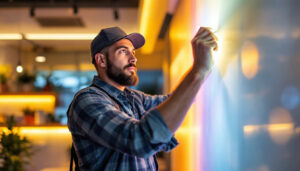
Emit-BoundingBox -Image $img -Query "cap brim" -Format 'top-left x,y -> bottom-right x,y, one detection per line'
125,33 -> 145,50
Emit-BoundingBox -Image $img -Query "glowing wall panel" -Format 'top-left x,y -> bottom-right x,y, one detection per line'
169,0 -> 241,170
170,0 -> 300,170
0,93 -> 56,116
139,0 -> 169,54
169,0 -> 201,170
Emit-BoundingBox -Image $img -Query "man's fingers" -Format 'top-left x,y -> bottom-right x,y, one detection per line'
205,27 -> 218,41
204,41 -> 218,51
210,32 -> 218,41
201,34 -> 215,41
195,33 -> 217,43
194,27 -> 205,37
198,30 -> 211,39
198,39 -> 218,51
194,28 -> 218,42
192,27 -> 212,40
192,28 -> 205,42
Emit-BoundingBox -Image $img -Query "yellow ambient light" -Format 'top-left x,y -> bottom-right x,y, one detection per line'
244,123 -> 294,135
0,34 -> 22,40
0,126 -> 70,135
25,34 -> 96,40
0,95 -> 55,103
0,94 -> 56,114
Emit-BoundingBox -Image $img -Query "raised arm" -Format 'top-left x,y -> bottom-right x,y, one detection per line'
156,27 -> 218,133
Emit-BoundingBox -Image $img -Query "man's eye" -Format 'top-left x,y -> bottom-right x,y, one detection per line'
120,49 -> 127,54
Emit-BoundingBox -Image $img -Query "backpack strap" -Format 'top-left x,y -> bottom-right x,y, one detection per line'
70,144 -> 80,171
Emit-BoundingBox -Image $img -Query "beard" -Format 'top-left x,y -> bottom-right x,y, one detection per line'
106,56 -> 139,86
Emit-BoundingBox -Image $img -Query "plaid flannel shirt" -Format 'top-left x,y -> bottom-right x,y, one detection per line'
67,76 -> 178,171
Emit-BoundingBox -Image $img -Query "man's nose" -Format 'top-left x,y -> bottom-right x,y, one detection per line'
128,52 -> 137,64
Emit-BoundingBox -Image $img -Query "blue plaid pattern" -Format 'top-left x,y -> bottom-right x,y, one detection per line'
67,76 -> 178,171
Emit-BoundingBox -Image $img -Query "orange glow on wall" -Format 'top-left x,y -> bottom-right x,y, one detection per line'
170,45 -> 193,89
0,93 -> 56,115
0,126 -> 70,135
169,45 -> 196,170
243,123 -> 294,145
268,107 -> 294,144
169,0 -> 201,170
139,0 -> 169,54
172,107 -> 197,171
0,65 -> 12,77
241,41 -> 259,79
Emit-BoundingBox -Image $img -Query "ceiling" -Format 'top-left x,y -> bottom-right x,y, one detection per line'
0,0 -> 140,51
0,0 -> 138,8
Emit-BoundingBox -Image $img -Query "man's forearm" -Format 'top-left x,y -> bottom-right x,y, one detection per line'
156,27 -> 217,133
156,67 -> 208,133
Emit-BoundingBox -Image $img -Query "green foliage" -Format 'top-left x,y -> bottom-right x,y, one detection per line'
22,108 -> 35,117
46,113 -> 64,123
0,74 -> 7,84
0,116 -> 33,171
17,72 -> 35,84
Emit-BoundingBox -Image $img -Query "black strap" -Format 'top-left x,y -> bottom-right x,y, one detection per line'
70,144 -> 80,171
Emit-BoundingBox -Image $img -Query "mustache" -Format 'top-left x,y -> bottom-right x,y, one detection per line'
124,63 -> 136,69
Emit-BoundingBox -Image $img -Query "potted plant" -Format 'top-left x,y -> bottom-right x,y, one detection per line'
0,74 -> 8,92
22,108 -> 35,125
17,71 -> 35,92
0,116 -> 33,171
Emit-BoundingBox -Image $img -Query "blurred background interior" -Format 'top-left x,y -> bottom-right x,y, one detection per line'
0,0 -> 299,170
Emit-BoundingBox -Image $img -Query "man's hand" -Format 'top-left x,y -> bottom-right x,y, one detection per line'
191,27 -> 218,76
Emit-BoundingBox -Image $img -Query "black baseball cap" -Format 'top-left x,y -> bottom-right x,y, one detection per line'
91,27 -> 145,64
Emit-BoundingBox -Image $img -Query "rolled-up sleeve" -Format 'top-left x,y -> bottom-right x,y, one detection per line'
141,93 -> 170,111
69,91 -> 178,158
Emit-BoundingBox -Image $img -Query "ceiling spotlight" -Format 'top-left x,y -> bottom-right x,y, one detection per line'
30,7 -> 35,17
73,4 -> 78,15
16,65 -> 23,73
35,55 -> 46,63
114,9 -> 119,20
16,59 -> 23,73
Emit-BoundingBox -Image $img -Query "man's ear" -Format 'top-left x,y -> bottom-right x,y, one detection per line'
95,53 -> 106,68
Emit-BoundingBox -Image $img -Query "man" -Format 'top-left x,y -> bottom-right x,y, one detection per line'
67,26 -> 217,170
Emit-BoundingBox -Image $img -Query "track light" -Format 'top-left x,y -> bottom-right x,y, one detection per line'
30,7 -> 35,17
16,65 -> 23,73
16,60 -> 23,73
35,47 -> 47,63
113,9 -> 119,20
73,4 -> 78,15
35,55 -> 46,63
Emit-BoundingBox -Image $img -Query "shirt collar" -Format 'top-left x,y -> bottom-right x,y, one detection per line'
92,76 -> 133,99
